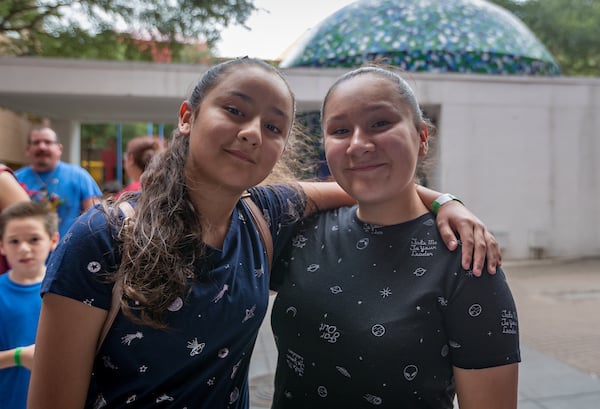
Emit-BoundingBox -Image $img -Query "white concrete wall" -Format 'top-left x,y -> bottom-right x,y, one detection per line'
410,75 -> 600,260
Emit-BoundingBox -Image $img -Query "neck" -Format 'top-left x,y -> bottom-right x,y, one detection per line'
356,192 -> 429,226
187,185 -> 242,249
33,162 -> 59,174
9,268 -> 45,285
129,167 -> 143,182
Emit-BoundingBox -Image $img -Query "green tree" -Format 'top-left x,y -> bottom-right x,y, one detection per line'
490,0 -> 600,76
0,0 -> 256,59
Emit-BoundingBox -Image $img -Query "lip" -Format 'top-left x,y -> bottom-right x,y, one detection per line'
348,163 -> 385,172
224,149 -> 256,164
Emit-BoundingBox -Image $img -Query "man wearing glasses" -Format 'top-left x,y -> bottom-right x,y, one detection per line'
16,126 -> 101,238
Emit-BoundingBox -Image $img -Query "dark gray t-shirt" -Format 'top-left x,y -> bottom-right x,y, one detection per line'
271,206 -> 520,409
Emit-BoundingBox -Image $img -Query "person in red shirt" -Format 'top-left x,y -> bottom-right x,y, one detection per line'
117,136 -> 164,198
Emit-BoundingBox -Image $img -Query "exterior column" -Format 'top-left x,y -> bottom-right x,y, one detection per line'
51,119 -> 81,165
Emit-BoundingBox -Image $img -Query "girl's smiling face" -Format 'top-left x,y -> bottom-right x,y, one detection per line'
180,65 -> 294,194
323,73 -> 428,207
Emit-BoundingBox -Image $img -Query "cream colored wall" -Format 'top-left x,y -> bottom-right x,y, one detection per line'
0,108 -> 28,166
413,76 -> 600,260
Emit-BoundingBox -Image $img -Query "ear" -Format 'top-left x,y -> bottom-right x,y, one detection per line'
49,232 -> 60,252
0,243 -> 5,256
178,101 -> 192,135
418,127 -> 429,157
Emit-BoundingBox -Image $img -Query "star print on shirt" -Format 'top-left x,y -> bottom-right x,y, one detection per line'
380,287 -> 392,298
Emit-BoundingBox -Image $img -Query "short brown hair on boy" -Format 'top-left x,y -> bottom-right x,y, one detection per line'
0,202 -> 59,239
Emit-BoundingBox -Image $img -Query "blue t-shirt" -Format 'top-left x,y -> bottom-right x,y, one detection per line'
41,185 -> 305,408
0,273 -> 43,409
270,208 -> 521,408
16,161 -> 102,237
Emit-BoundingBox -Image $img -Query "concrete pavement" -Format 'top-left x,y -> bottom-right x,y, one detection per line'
248,257 -> 600,408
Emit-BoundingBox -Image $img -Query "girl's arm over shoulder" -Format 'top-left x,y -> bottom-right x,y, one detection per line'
299,181 -> 501,276
298,181 -> 355,216
454,363 -> 519,409
27,293 -> 107,409
416,184 -> 501,276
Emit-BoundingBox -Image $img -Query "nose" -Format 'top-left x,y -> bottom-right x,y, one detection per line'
346,128 -> 374,156
238,117 -> 262,146
18,241 -> 32,254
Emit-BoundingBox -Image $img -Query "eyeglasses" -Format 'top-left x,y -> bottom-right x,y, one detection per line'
29,140 -> 60,147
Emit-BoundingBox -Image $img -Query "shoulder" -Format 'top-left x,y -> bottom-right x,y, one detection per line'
248,184 -> 306,215
68,203 -> 116,238
0,166 -> 16,180
50,205 -> 120,271
14,166 -> 31,177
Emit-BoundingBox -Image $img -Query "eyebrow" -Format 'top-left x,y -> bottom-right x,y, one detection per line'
326,103 -> 391,122
228,90 -> 290,121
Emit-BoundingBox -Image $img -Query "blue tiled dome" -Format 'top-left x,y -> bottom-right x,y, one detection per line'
280,0 -> 560,75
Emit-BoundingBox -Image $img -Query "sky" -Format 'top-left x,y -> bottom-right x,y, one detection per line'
215,0 -> 356,60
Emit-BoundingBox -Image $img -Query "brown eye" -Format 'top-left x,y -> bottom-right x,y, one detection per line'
265,124 -> 282,134
225,106 -> 243,116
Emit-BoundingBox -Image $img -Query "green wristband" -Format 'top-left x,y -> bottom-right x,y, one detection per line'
431,193 -> 463,214
14,346 -> 22,366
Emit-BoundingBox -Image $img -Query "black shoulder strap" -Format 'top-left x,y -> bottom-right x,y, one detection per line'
241,192 -> 273,272
96,202 -> 133,355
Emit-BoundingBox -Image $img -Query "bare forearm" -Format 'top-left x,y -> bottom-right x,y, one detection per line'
415,184 -> 441,210
0,348 -> 18,369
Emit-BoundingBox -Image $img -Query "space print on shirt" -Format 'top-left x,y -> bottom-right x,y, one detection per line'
92,394 -> 106,409
362,222 -> 383,235
213,284 -> 229,303
243,304 -> 256,323
121,331 -> 143,346
187,338 -> 205,356
87,260 -> 102,273
291,233 -> 308,248
168,297 -> 184,311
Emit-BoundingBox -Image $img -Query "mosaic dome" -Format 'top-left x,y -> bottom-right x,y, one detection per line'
280,0 -> 560,75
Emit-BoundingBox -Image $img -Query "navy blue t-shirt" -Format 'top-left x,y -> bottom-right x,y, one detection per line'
42,185 -> 304,408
